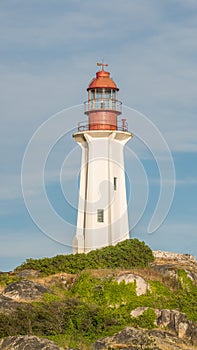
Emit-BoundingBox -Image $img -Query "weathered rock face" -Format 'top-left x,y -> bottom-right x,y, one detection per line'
130,307 -> 197,346
2,280 -> 52,300
16,269 -> 41,278
94,327 -> 157,350
155,309 -> 197,345
115,273 -> 150,296
152,263 -> 197,284
94,326 -> 197,350
153,250 -> 196,262
152,263 -> 179,280
152,250 -> 197,285
0,295 -> 21,314
0,335 -> 63,350
130,306 -> 148,318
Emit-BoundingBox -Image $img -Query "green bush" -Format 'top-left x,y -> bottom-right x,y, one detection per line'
15,239 -> 154,275
70,271 -> 137,308
0,273 -> 19,287
176,270 -> 197,322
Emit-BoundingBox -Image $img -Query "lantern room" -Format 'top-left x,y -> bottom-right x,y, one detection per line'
82,63 -> 123,131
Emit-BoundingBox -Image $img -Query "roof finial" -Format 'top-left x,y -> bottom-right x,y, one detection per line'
97,61 -> 108,71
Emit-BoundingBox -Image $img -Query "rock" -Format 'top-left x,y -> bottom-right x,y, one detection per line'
178,322 -> 189,338
115,273 -> 150,296
2,280 -> 52,300
150,329 -> 196,350
155,309 -> 197,345
130,306 -> 148,317
16,269 -> 41,278
152,250 -> 197,284
152,263 -> 197,284
153,250 -> 196,262
0,335 -> 64,349
152,264 -> 178,280
0,295 -> 21,314
93,326 -> 194,349
130,307 -> 197,345
184,269 -> 197,283
155,309 -> 187,331
93,326 -> 158,349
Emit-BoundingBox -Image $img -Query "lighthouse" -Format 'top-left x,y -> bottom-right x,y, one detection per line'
72,63 -> 132,253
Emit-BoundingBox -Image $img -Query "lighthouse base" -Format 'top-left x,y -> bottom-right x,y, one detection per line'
73,130 -> 132,254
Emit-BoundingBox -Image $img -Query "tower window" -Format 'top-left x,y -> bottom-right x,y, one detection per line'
97,209 -> 104,223
90,89 -> 95,99
114,177 -> 117,191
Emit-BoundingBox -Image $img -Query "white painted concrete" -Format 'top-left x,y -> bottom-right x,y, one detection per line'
73,130 -> 132,253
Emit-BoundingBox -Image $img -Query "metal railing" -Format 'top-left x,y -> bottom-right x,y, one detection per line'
84,98 -> 122,114
77,119 -> 128,132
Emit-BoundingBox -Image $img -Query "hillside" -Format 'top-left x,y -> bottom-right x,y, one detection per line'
0,239 -> 197,349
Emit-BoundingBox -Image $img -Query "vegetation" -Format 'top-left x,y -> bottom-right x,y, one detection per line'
0,239 -> 197,349
15,239 -> 154,275
0,273 -> 19,287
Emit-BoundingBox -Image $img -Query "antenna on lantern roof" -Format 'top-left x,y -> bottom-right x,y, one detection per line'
97,61 -> 108,71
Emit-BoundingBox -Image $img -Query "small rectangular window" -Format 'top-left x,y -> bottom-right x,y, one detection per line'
97,209 -> 104,223
114,177 -> 117,191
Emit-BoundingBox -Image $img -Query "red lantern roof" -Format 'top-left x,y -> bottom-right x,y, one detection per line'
87,63 -> 119,91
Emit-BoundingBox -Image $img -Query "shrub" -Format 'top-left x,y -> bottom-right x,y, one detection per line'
0,273 -> 19,287
15,239 -> 154,275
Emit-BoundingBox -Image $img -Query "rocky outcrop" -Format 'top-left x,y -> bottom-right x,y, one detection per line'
152,263 -> 179,280
0,295 -> 21,314
130,307 -> 197,345
93,326 -> 196,349
153,250 -> 195,262
155,309 -> 197,345
2,280 -> 52,300
16,269 -> 41,278
152,250 -> 197,285
152,263 -> 197,284
115,273 -> 150,296
0,335 -> 63,349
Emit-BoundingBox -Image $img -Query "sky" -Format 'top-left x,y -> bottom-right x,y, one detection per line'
0,0 -> 197,271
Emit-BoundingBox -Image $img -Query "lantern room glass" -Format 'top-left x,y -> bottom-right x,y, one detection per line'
88,88 -> 118,110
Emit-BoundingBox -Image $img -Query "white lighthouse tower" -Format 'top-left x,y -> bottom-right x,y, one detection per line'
73,63 -> 132,253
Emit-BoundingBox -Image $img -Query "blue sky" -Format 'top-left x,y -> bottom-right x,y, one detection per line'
0,0 -> 197,271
